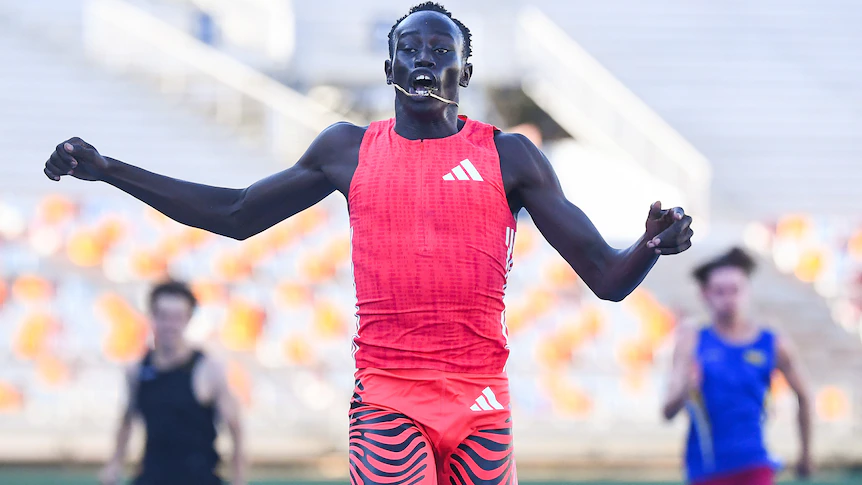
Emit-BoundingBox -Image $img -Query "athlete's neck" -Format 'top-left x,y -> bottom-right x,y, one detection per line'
713,316 -> 757,342
393,104 -> 462,140
152,341 -> 193,369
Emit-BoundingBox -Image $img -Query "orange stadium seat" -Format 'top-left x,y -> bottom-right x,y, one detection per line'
283,334 -> 316,366
625,289 -> 676,346
621,369 -> 649,396
502,303 -> 530,334
36,194 -> 77,225
617,339 -> 654,370
156,234 -> 186,260
67,229 -> 106,267
542,373 -> 593,418
130,248 -> 169,280
96,293 -> 149,363
181,226 -> 212,249
240,233 -> 275,266
266,220 -> 298,250
536,336 -> 572,369
293,206 -> 328,236
13,312 -> 60,361
775,214 -> 812,242
11,274 -> 54,302
0,382 -> 23,414
816,386 -> 851,422
191,280 -> 228,306
220,299 -> 266,351
95,215 -> 127,248
847,228 -> 862,263
525,288 -> 557,316
299,252 -> 338,283
513,225 -> 537,257
313,300 -> 347,339
214,250 -> 254,282
36,355 -> 70,387
544,260 -> 580,288
794,248 -> 826,283
274,281 -> 313,309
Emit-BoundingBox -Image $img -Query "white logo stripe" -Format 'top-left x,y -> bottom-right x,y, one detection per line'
482,387 -> 504,410
459,159 -> 484,181
474,395 -> 494,411
442,173 -> 455,181
470,403 -> 482,412
451,166 -> 470,180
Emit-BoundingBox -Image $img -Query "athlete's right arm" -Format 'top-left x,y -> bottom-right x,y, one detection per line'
662,324 -> 699,421
44,122 -> 357,240
99,365 -> 139,485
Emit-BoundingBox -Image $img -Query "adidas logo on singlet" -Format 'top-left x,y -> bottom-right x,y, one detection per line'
470,387 -> 504,411
442,159 -> 484,181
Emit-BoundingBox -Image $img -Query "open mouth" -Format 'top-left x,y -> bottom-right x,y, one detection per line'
410,73 -> 436,96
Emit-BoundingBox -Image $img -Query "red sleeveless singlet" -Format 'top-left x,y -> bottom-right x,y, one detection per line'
348,116 -> 517,373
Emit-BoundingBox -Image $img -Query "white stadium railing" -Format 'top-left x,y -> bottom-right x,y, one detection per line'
83,0 -> 361,164
517,6 -> 712,228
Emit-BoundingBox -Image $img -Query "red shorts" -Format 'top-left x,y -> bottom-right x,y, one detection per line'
693,466 -> 774,485
348,368 -> 516,485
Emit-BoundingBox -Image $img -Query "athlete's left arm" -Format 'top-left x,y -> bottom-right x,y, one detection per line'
775,333 -> 813,478
498,133 -> 693,301
204,359 -> 247,485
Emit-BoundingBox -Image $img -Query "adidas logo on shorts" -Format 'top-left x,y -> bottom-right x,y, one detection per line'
470,387 -> 504,411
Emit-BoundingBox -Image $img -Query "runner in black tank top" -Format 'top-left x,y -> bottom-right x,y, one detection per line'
134,349 -> 220,485
99,282 -> 246,485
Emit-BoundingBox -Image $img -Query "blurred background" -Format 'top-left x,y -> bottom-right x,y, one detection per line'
0,0 -> 860,483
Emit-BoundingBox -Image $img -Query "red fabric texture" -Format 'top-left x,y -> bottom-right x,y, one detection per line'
349,116 -> 516,373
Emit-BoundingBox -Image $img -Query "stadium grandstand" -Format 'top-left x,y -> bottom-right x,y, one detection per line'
0,0 -> 860,484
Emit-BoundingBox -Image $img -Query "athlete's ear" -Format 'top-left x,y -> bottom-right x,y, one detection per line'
459,62 -> 473,88
384,59 -> 393,85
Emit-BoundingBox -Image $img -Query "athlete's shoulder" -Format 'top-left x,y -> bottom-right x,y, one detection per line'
302,122 -> 367,168
493,131 -> 539,158
493,131 -> 553,190
316,121 -> 368,149
193,351 -> 228,384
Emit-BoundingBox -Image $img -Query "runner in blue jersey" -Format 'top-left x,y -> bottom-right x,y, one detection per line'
663,247 -> 813,485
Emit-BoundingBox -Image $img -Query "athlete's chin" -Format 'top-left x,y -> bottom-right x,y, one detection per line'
401,98 -> 449,115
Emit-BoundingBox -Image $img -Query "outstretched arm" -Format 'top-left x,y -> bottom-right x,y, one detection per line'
44,122 -> 359,240
499,134 -> 693,301
775,333 -> 813,478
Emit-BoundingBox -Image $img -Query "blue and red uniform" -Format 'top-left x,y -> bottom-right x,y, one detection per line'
347,116 -> 517,485
685,327 -> 780,485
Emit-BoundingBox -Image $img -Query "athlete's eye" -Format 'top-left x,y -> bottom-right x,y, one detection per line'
402,47 -> 417,54
435,48 -> 450,54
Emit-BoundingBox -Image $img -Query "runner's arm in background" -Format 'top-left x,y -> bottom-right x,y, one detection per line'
662,324 -> 700,420
43,123 -> 358,240
203,359 -> 247,485
775,333 -> 813,478
498,133 -> 694,301
98,365 -> 140,485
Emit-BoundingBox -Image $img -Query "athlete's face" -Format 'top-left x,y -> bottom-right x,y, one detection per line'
385,11 -> 472,114
150,294 -> 193,349
701,266 -> 751,322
